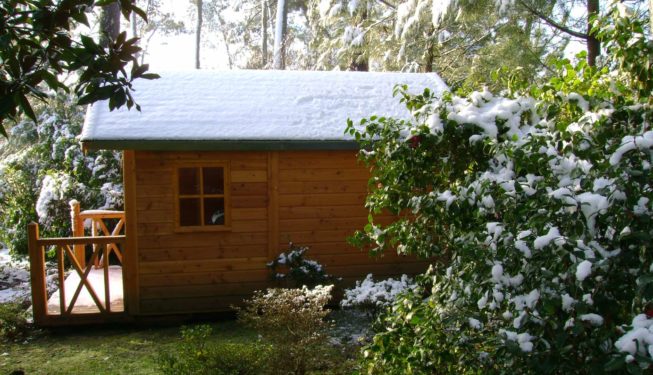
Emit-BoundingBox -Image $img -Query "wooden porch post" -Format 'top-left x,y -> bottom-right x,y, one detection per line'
123,150 -> 140,314
70,200 -> 86,268
28,223 -> 47,324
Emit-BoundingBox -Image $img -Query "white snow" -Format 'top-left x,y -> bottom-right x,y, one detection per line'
576,192 -> 609,234
576,260 -> 592,281
533,227 -> 565,250
469,317 -> 482,329
444,91 -> 536,142
511,289 -> 540,311
514,240 -> 532,258
431,0 -> 452,28
634,197 -> 650,215
561,293 -> 576,312
567,92 -> 589,112
341,274 -> 414,308
500,329 -> 535,352
580,313 -> 604,326
615,314 -> 653,357
435,190 -> 457,209
609,131 -> 653,166
82,70 -> 447,146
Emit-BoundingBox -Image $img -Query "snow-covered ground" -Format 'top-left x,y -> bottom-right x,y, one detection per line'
0,248 -> 31,305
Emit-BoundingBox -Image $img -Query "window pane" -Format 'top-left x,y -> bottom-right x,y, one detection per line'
178,168 -> 200,195
203,167 -> 224,194
204,198 -> 225,225
179,198 -> 201,226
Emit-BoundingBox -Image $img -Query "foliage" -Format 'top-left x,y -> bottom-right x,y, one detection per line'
308,0 -> 575,88
347,2 -> 653,374
340,274 -> 414,315
0,303 -> 31,343
0,93 -> 122,256
238,285 -> 334,375
0,0 -> 159,136
159,324 -> 271,375
267,243 -> 339,288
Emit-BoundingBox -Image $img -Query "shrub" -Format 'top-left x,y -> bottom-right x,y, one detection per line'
341,274 -> 415,315
267,243 -> 338,288
159,324 -> 272,375
0,93 -> 122,256
238,285 -> 334,375
0,303 -> 31,342
347,4 -> 653,374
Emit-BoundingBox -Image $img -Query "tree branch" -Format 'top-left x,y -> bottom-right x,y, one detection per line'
516,0 -> 589,40
375,0 -> 395,10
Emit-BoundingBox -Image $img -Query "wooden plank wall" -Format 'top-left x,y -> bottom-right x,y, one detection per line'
277,151 -> 427,285
134,151 -> 270,314
133,150 -> 428,315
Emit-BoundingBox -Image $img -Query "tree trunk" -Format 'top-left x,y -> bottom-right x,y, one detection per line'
273,0 -> 287,69
424,28 -> 436,73
348,5 -> 368,71
131,12 -> 141,61
262,0 -> 268,67
131,12 -> 138,38
195,0 -> 203,69
586,0 -> 600,67
649,0 -> 653,36
349,56 -> 368,71
99,2 -> 121,47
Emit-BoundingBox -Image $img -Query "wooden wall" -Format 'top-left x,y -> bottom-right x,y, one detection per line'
131,150 -> 427,315
277,151 -> 427,284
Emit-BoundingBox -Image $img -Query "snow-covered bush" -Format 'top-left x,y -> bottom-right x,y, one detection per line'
0,93 -> 122,256
238,285 -> 334,374
348,4 -> 653,373
267,243 -> 338,288
341,274 -> 414,313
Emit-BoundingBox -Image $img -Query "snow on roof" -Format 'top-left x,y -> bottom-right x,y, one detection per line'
81,69 -> 447,150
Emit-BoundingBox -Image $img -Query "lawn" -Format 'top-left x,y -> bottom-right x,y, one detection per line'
1,319 -> 255,375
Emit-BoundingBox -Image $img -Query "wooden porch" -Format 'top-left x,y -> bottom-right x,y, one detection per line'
28,203 -> 131,326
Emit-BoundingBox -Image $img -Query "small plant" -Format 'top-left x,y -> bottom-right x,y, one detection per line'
238,285 -> 334,375
159,324 -> 271,375
0,302 -> 31,342
267,243 -> 338,288
341,274 -> 415,315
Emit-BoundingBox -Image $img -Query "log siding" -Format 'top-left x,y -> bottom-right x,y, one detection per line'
133,150 -> 427,314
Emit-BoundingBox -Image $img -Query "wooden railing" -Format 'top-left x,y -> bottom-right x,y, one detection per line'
70,200 -> 125,269
28,223 -> 126,325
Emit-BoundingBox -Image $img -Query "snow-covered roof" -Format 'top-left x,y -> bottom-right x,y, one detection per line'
81,69 -> 447,150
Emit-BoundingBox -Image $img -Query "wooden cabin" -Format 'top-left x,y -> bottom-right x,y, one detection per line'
28,70 -> 447,326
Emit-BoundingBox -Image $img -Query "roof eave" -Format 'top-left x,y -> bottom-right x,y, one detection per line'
80,139 -> 361,152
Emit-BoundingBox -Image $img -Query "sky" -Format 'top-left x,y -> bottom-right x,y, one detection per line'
138,0 -> 232,70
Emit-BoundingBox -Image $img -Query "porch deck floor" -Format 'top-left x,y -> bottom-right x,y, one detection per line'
47,266 -> 124,315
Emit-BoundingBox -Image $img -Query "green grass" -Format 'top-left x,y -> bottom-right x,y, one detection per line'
1,320 -> 254,375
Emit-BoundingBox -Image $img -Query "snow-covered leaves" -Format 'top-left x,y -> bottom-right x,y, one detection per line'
341,274 -> 415,310
267,243 -> 338,288
352,6 -> 653,372
0,94 -> 123,255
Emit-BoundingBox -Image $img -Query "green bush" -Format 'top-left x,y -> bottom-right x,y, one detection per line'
0,303 -> 31,342
267,243 -> 339,288
159,324 -> 272,375
238,285 -> 336,375
347,3 -> 653,374
0,93 -> 122,256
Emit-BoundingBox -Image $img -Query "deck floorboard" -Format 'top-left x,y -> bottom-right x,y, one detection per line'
47,266 -> 124,315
